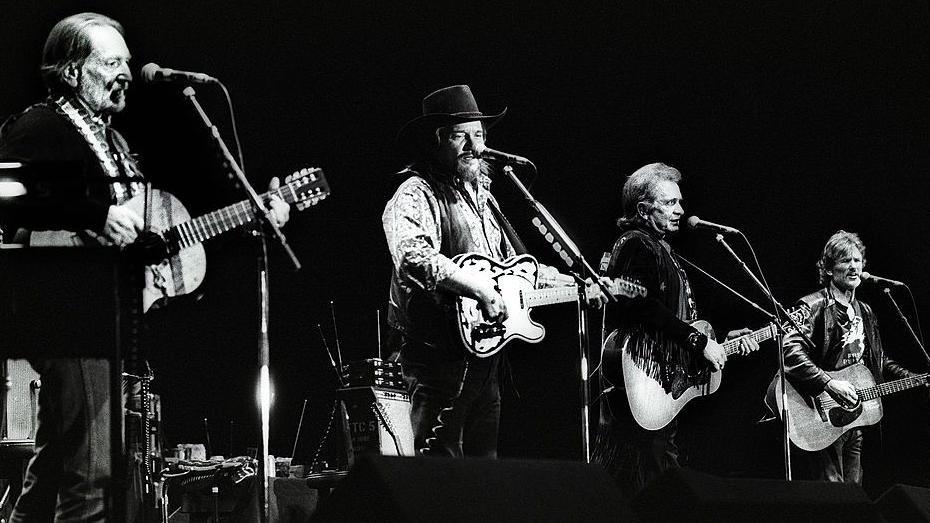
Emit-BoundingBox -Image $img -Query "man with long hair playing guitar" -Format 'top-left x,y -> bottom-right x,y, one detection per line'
383,85 -> 606,459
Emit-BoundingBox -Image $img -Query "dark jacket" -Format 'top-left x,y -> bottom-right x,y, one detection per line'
605,225 -> 709,394
0,102 -> 112,232
783,287 -> 911,397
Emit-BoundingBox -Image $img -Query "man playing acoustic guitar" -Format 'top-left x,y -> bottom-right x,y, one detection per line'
0,13 -> 290,520
383,85 -> 606,458
592,163 -> 758,496
779,230 -> 919,483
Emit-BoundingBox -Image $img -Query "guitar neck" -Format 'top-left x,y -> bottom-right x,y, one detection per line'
522,286 -> 580,308
170,187 -> 290,250
856,373 -> 930,401
722,324 -> 776,356
521,278 -> 645,308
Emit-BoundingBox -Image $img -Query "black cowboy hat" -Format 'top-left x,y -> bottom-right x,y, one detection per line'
396,85 -> 507,154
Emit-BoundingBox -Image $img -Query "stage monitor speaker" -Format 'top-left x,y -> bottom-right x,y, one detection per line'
632,467 -> 879,523
1,359 -> 39,442
311,455 -> 634,522
874,483 -> 930,522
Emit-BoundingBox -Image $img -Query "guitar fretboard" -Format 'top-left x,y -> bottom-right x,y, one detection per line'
520,278 -> 645,309
721,308 -> 808,356
722,325 -> 776,356
857,373 -> 930,401
522,286 -> 581,308
170,180 -> 312,251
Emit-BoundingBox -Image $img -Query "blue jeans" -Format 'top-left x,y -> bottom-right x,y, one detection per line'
399,340 -> 501,458
10,359 -> 111,522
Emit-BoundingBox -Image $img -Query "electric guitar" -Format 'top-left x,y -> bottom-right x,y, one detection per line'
602,305 -> 810,430
453,253 -> 647,357
29,167 -> 329,311
770,363 -> 930,451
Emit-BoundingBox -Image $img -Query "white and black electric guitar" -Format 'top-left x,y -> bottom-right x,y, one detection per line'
453,252 -> 646,357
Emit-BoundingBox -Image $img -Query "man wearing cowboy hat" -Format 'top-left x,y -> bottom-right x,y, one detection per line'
383,85 -> 603,458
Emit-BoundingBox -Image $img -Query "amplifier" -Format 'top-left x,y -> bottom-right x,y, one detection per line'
340,358 -> 404,390
338,387 -> 414,459
1,359 -> 40,441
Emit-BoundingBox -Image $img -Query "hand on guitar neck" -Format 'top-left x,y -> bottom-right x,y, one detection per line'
702,328 -> 761,371
265,176 -> 291,228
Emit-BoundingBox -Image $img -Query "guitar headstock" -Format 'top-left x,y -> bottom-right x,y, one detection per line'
609,276 -> 648,299
283,167 -> 331,211
584,276 -> 648,301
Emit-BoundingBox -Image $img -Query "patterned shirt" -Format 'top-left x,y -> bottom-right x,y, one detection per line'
383,170 -> 566,294
825,300 -> 867,370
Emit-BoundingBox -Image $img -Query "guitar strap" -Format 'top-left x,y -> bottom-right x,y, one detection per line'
487,199 -> 528,256
52,96 -> 145,204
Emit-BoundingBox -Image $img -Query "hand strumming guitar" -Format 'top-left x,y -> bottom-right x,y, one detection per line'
703,338 -> 727,371
438,266 -> 508,324
824,378 -> 859,407
103,204 -> 143,246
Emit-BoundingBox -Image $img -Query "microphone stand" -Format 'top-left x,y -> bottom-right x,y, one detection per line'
880,287 -> 930,367
182,86 -> 301,523
500,165 -> 615,463
712,233 -> 819,481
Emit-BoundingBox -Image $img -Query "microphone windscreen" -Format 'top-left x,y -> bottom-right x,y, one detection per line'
686,216 -> 701,229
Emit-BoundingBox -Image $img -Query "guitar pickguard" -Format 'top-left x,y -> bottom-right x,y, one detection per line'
453,253 -> 540,357
826,403 -> 863,428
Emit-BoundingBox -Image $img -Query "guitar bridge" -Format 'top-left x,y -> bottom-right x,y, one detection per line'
813,396 -> 828,422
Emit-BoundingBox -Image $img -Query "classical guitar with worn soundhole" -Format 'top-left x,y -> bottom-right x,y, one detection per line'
30,167 -> 329,311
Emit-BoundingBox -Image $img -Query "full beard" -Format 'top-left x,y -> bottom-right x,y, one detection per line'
454,155 -> 487,185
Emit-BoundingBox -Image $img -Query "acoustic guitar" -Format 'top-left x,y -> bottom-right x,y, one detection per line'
30,167 -> 329,311
770,363 -> 929,451
602,305 -> 810,430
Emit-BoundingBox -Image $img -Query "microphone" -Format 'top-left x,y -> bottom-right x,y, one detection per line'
140,63 -> 218,84
860,271 -> 905,287
477,147 -> 532,166
686,216 -> 739,235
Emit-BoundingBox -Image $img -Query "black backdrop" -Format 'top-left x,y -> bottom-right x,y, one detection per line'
3,0 -> 929,495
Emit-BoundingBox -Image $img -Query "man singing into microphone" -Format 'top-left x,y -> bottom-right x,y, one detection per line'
0,13 -> 288,520
592,162 -> 757,496
383,85 -> 604,458
779,230 -> 917,483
